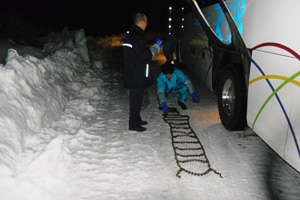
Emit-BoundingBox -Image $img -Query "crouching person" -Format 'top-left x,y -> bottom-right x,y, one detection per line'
156,62 -> 200,114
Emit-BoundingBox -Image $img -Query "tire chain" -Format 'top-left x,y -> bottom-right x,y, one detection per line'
163,108 -> 222,178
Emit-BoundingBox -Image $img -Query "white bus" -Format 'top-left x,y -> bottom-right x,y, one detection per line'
172,0 -> 300,172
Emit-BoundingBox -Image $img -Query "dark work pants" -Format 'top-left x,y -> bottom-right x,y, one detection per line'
129,88 -> 145,128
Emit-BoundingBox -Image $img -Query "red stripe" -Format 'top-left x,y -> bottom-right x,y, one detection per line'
252,42 -> 300,61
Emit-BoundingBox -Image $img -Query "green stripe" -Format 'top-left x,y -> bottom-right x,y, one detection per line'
252,71 -> 300,130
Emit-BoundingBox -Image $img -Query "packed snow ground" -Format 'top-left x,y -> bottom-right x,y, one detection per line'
0,29 -> 299,200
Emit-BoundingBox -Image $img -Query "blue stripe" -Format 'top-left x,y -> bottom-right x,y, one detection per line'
251,58 -> 300,159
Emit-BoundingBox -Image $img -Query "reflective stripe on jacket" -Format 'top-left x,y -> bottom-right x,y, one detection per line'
123,25 -> 154,89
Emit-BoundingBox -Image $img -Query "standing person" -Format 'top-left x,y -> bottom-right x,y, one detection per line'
163,29 -> 178,64
123,13 -> 162,132
157,62 -> 200,114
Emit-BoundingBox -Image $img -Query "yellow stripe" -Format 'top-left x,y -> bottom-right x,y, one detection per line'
249,75 -> 300,87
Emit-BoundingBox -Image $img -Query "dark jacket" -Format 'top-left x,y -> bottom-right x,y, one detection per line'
163,34 -> 177,62
123,25 -> 154,89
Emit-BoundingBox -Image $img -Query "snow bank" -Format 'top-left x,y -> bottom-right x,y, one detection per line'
0,28 -> 90,176
0,40 -> 46,65
44,27 -> 89,63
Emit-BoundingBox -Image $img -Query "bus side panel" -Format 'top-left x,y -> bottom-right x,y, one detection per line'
178,0 -> 248,90
247,49 -> 299,160
242,0 -> 300,55
178,13 -> 213,90
194,44 -> 213,90
286,85 -> 300,172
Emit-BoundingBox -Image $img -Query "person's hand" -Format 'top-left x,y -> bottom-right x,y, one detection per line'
161,101 -> 169,113
191,92 -> 200,103
156,38 -> 163,47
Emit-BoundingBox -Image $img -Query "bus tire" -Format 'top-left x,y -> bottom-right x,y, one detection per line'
217,65 -> 246,130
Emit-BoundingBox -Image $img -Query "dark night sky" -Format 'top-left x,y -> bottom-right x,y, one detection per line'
0,0 -> 171,37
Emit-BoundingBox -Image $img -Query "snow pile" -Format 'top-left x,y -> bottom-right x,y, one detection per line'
0,40 -> 46,64
0,28 -> 90,177
44,28 -> 90,63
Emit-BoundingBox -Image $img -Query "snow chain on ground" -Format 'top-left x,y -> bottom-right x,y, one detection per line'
163,108 -> 223,178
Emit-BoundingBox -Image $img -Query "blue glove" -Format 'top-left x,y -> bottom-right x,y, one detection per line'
191,92 -> 200,103
156,38 -> 163,47
161,101 -> 169,113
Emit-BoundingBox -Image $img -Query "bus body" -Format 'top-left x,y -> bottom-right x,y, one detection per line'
172,0 -> 300,172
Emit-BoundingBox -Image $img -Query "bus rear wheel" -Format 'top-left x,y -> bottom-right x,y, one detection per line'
217,65 -> 246,131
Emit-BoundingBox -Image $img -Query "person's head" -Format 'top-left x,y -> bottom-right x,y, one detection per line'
162,62 -> 175,79
133,13 -> 148,31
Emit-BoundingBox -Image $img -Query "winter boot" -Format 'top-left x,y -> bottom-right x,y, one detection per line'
139,120 -> 148,125
178,101 -> 187,110
129,125 -> 146,132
